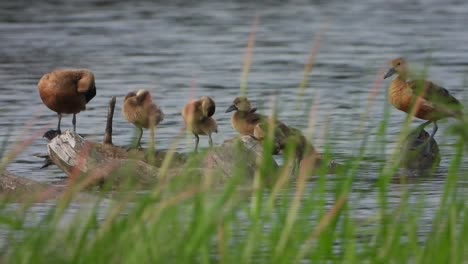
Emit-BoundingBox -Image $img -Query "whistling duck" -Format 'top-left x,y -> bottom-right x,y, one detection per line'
38,69 -> 96,139
225,96 -> 320,162
384,58 -> 462,143
122,89 -> 164,148
181,96 -> 218,152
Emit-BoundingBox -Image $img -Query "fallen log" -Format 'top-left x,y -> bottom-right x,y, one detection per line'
0,170 -> 63,201
46,129 -> 274,189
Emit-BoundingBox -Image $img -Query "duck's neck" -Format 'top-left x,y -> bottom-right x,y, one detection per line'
236,110 -> 251,118
397,71 -> 409,81
391,75 -> 409,92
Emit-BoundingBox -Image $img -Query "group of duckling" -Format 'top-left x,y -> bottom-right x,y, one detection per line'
38,57 -> 463,160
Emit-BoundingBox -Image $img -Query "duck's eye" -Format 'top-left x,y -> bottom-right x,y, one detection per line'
397,62 -> 401,66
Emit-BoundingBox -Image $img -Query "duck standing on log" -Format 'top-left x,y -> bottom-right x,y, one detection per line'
225,96 -> 321,167
38,69 -> 96,140
384,58 -> 463,146
122,89 -> 164,149
181,96 -> 218,152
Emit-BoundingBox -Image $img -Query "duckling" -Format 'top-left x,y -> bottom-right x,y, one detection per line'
122,89 -> 164,148
225,96 -> 262,136
225,97 -> 320,163
384,58 -> 462,144
182,96 -> 218,152
38,69 -> 96,139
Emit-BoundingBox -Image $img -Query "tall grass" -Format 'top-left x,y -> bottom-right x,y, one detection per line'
1,20 -> 467,264
2,120 -> 466,263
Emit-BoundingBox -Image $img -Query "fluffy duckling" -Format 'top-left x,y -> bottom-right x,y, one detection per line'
225,96 -> 261,136
38,69 -> 96,139
225,97 -> 320,163
384,58 -> 462,143
122,89 -> 164,148
181,96 -> 218,152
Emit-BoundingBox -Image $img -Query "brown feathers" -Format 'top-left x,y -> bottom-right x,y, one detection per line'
122,89 -> 164,147
182,96 -> 218,151
226,97 -> 321,163
122,89 -> 164,129
38,69 -> 97,138
384,58 -> 462,121
38,69 -> 96,115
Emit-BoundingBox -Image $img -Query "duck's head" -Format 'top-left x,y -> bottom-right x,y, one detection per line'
384,57 -> 409,79
225,96 -> 252,113
136,89 -> 152,103
124,89 -> 152,105
124,91 -> 137,102
200,96 -> 216,117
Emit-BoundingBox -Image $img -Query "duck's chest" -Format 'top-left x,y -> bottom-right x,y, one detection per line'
388,81 -> 415,111
231,113 -> 255,135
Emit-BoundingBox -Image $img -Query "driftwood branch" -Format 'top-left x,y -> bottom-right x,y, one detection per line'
103,96 -> 116,145
46,130 -> 272,189
0,170 -> 63,201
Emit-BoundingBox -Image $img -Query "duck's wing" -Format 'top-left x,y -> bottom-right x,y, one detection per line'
270,121 -> 320,160
149,104 -> 165,125
409,80 -> 461,107
76,71 -> 96,102
246,111 -> 263,124
409,80 -> 463,117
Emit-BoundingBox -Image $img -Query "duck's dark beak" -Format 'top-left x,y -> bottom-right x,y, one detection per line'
384,67 -> 396,79
225,104 -> 237,113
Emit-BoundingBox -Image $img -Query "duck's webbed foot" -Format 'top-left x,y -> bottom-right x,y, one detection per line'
43,129 -> 62,141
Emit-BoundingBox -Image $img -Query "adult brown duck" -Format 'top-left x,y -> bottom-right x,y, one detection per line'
122,89 -> 164,148
38,69 -> 96,140
384,57 -> 463,145
181,96 -> 218,152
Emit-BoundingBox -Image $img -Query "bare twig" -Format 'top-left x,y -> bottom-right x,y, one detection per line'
103,96 -> 116,145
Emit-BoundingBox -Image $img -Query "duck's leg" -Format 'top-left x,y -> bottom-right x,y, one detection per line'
136,127 -> 143,149
194,134 -> 200,153
417,120 -> 432,130
430,122 -> 438,139
57,114 -> 62,133
43,113 -> 62,140
126,127 -> 144,150
208,133 -> 213,147
424,121 -> 438,153
72,113 -> 77,133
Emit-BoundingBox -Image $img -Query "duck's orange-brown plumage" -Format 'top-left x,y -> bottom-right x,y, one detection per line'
38,69 -> 96,114
122,89 -> 164,147
225,97 -> 320,163
385,58 -> 462,121
182,96 -> 218,151
38,69 -> 96,138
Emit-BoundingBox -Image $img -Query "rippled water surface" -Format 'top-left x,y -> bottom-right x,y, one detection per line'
1,0 -> 468,240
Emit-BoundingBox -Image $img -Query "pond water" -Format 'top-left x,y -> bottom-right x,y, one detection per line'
1,0 -> 467,243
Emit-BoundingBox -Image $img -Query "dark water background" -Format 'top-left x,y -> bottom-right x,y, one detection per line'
1,0 -> 468,241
